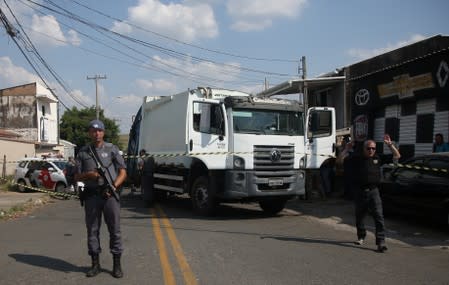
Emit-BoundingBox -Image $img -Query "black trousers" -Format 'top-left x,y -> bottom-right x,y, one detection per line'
354,187 -> 386,245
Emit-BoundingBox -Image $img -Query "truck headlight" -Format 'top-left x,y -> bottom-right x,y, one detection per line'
233,156 -> 245,169
299,156 -> 306,169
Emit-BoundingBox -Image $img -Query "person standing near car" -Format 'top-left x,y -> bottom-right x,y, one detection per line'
65,157 -> 76,192
433,133 -> 449,153
74,119 -> 127,278
338,134 -> 400,253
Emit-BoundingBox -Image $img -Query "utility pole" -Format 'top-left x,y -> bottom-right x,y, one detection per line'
87,75 -> 107,120
300,56 -> 307,109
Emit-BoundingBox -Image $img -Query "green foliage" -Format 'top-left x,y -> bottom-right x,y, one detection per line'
60,106 -> 123,151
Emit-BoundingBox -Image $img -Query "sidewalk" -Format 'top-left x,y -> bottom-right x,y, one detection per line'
286,195 -> 449,249
0,190 -> 48,213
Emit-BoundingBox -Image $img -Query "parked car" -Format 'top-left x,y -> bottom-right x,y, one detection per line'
380,152 -> 449,228
14,158 -> 69,193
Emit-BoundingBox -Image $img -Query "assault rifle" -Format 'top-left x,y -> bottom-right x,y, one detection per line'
89,145 -> 120,202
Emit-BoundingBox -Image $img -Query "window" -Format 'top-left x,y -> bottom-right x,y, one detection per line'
233,109 -> 303,136
193,102 -> 224,135
384,118 -> 400,142
416,114 -> 434,143
308,110 -> 332,138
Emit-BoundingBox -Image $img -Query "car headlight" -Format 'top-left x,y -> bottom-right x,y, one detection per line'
233,156 -> 245,169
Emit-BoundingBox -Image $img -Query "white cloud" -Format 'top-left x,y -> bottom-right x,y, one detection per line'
114,94 -> 144,105
69,89 -> 92,106
347,34 -> 427,61
227,0 -> 307,32
67,30 -> 82,46
29,14 -> 81,47
111,0 -> 218,42
136,78 -> 177,92
0,57 -> 39,86
151,55 -> 242,87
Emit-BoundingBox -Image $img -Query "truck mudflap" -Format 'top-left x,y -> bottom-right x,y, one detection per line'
219,170 -> 306,199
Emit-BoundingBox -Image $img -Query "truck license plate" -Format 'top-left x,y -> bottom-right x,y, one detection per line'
268,179 -> 283,186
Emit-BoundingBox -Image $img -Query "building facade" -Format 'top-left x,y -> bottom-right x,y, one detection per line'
348,35 -> 449,159
0,82 -> 74,175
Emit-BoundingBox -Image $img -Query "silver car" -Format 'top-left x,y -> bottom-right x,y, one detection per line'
14,158 -> 69,193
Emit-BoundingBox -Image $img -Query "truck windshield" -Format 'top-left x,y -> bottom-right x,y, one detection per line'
232,109 -> 304,135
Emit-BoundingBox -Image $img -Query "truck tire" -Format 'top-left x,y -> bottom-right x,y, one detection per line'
141,158 -> 155,206
259,198 -> 287,215
191,176 -> 217,216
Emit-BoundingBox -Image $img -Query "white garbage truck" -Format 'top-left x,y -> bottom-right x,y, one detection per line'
127,87 -> 335,215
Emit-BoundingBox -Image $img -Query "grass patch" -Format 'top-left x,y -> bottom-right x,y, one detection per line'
0,197 -> 50,221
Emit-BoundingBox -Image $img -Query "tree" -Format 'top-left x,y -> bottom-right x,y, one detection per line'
60,106 -> 123,152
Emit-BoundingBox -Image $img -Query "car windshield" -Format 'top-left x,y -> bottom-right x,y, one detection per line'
52,161 -> 68,170
232,108 -> 304,135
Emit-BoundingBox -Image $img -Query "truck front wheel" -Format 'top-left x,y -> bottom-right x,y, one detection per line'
191,176 -> 217,216
259,198 -> 287,215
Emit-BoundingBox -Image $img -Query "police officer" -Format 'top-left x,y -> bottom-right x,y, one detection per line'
339,134 -> 400,253
74,120 -> 127,278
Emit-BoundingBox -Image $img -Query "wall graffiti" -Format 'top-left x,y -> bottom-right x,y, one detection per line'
0,95 -> 37,128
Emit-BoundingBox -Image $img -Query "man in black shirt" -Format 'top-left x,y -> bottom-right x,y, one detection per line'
339,134 -> 400,253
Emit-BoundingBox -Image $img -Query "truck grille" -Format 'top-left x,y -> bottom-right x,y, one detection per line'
253,145 -> 295,170
253,145 -> 296,192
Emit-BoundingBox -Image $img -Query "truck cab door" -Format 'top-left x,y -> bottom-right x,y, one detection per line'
189,101 -> 227,158
305,107 -> 336,169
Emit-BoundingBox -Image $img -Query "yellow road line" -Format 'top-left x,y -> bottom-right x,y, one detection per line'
151,208 -> 176,285
157,205 -> 199,285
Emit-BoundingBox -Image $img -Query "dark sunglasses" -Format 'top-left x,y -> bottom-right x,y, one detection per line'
366,147 -> 376,151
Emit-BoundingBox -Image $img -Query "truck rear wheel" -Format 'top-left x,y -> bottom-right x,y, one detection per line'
259,198 -> 287,215
191,176 -> 216,216
141,158 -> 155,206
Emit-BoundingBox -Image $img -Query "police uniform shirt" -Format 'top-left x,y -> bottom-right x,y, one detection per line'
75,142 -> 126,190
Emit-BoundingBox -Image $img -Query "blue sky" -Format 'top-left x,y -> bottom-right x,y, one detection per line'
1,0 -> 448,134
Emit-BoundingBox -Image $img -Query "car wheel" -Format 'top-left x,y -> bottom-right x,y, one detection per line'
55,182 -> 66,193
17,180 -> 27,193
259,198 -> 288,215
191,176 -> 217,216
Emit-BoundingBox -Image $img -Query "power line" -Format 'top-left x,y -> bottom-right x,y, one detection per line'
27,0 -> 296,78
2,0 -> 91,109
69,0 -> 300,63
18,0 -> 275,85
1,3 -> 70,109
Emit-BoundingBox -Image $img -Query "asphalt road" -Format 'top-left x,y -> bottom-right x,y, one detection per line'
0,189 -> 448,285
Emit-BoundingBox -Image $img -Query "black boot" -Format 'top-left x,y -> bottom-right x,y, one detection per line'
86,254 -> 101,277
112,254 -> 123,278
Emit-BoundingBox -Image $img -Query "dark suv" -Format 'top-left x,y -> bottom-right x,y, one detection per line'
380,152 -> 449,228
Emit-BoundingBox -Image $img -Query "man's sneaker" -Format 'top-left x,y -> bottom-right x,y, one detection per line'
377,244 -> 388,253
355,238 -> 364,245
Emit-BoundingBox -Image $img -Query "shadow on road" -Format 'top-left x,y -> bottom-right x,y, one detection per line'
9,253 -> 85,273
260,235 -> 378,252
